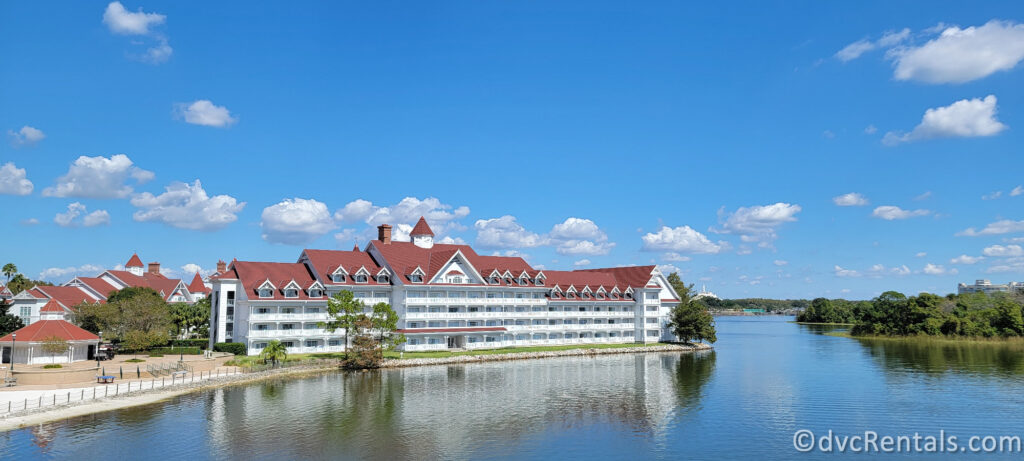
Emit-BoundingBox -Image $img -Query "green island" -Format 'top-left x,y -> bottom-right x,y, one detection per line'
797,291 -> 1024,339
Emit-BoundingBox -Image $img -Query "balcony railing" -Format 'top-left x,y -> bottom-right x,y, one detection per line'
250,313 -> 328,321
405,297 -> 546,305
247,329 -> 338,338
402,337 -> 636,352
404,310 -> 635,319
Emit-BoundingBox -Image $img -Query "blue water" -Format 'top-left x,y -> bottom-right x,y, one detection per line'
3,316 -> 1024,460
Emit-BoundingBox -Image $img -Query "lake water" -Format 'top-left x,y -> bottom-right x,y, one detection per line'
4,316 -> 1024,460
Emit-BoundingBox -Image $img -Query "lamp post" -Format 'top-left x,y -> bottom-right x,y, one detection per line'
97,331 -> 102,367
11,332 -> 15,371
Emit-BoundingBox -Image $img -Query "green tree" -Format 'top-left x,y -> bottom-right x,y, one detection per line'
121,330 -> 167,354
259,339 -> 288,366
666,272 -> 694,305
78,287 -> 172,347
344,315 -> 382,369
321,290 -> 364,356
669,301 -> 717,344
4,273 -> 52,297
0,302 -> 24,337
169,298 -> 210,339
369,302 -> 404,351
2,263 -> 16,286
41,335 -> 69,359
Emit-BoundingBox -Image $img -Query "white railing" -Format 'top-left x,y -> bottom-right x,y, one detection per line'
403,337 -> 637,351
246,345 -> 347,355
404,310 -> 635,320
353,297 -> 391,305
503,323 -> 634,331
405,297 -> 546,305
247,329 -> 338,338
250,313 -> 328,321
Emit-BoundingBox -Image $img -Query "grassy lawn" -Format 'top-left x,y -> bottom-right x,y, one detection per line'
227,342 -> 674,366
826,331 -> 1024,346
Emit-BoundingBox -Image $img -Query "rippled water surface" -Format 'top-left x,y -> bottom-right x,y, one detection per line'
4,316 -> 1024,460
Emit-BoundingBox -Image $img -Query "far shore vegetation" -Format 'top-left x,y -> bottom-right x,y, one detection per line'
799,291 -> 1024,341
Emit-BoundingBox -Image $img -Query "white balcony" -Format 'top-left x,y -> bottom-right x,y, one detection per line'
403,310 -> 635,320
405,297 -> 546,306
250,313 -> 329,321
247,329 -> 338,338
353,297 -> 391,305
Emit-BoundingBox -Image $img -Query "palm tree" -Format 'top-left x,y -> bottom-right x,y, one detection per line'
259,340 -> 288,367
2,263 -> 16,287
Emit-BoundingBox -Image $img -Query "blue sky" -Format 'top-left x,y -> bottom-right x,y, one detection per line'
2,1 -> 1024,299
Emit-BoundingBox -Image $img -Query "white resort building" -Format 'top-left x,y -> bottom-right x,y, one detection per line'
209,217 -> 683,355
957,279 -> 1024,295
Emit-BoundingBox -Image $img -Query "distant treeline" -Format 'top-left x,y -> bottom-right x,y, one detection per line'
701,298 -> 809,311
798,291 -> 1024,338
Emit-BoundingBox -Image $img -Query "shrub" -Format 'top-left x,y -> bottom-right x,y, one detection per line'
168,339 -> 210,350
43,364 -> 62,369
146,347 -> 201,355
125,358 -> 145,363
213,342 -> 246,356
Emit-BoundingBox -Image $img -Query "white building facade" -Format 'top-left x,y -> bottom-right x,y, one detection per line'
957,279 -> 1024,295
209,218 -> 682,356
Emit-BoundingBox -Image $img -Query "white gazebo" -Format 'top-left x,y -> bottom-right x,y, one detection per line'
0,299 -> 100,365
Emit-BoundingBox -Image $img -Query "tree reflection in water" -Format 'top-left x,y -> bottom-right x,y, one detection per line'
854,337 -> 1024,377
673,350 -> 716,416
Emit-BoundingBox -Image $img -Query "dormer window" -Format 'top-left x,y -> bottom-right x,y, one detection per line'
625,292 -> 633,299
505,277 -> 513,285
551,291 -> 561,299
284,289 -> 299,298
410,274 -> 423,283
355,274 -> 368,283
488,276 -> 499,284
519,277 -> 529,286
332,273 -> 346,283
567,292 -> 576,299
377,274 -> 390,284
535,277 -> 544,286
582,292 -> 591,299
449,276 -> 463,284
259,289 -> 273,298
309,289 -> 322,298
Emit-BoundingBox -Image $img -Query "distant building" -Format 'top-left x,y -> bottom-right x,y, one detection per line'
0,299 -> 99,364
957,279 -> 1024,295
693,284 -> 719,301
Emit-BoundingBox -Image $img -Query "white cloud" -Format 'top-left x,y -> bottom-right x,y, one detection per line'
334,197 -> 471,242
834,265 -> 861,278
957,219 -> 1024,237
713,203 -> 801,245
983,191 -> 1003,200
54,202 -> 109,227
1011,186 -> 1024,197
833,192 -> 869,206
549,217 -> 615,255
21,218 -> 39,226
7,126 -> 45,147
915,252 -> 928,258
951,254 -> 984,265
883,95 -> 1007,145
334,199 -> 375,223
438,236 -> 467,245
864,124 -> 878,134
656,264 -> 682,275
0,162 -> 33,195
664,252 -> 692,262
641,225 -> 725,254
175,100 -> 237,127
103,1 -> 165,35
914,191 -> 932,201
889,20 -> 1024,84
555,240 -> 615,255
868,264 -> 911,277
38,264 -> 105,282
474,215 -> 547,249
142,37 -> 173,64
982,244 -> 1024,257
773,260 -> 788,266
573,259 -> 592,267
835,28 -> 911,62
180,263 -> 212,277
260,198 -> 336,245
922,263 -> 957,275
871,205 -> 931,220
986,260 -> 1024,274
43,154 -> 153,199
130,180 -> 245,231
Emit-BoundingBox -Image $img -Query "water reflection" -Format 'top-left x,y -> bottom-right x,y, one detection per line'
853,337 -> 1024,377
672,351 -> 716,415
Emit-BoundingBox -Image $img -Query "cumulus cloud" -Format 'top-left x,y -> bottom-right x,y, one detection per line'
922,263 -> 957,275
7,126 -> 45,147
835,28 -> 911,62
0,162 -> 33,195
951,254 -> 984,265
474,215 -> 547,249
871,206 -> 931,220
1012,186 -> 1024,197
21,218 -> 39,226
982,244 -> 1024,257
549,217 -> 615,255
833,192 -> 869,206
916,252 -> 928,257
883,95 -> 1007,145
982,191 -> 1003,200
334,197 -> 470,242
713,202 -> 801,245
889,20 -> 1024,84
43,154 -> 153,199
773,260 -> 788,266
664,252 -> 692,262
261,198 -> 336,245
38,264 -> 105,282
54,202 -> 109,227
103,2 -> 173,63
834,265 -> 861,278
174,100 -> 237,127
130,180 -> 245,231
656,264 -> 682,275
641,225 -> 726,254
868,264 -> 911,277
181,263 -> 214,277
573,259 -> 592,267
957,219 -> 1024,237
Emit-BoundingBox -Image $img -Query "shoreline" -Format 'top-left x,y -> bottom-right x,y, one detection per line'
826,331 -> 1024,346
0,343 -> 710,432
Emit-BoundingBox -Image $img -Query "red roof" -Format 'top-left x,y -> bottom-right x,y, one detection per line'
188,272 -> 210,293
0,319 -> 99,342
227,261 -> 319,300
410,216 -> 434,236
33,285 -> 98,309
370,240 -> 533,285
301,249 -> 385,285
574,265 -> 656,289
125,253 -> 144,268
396,327 -> 506,334
71,277 -> 119,299
104,270 -> 183,301
39,299 -> 64,313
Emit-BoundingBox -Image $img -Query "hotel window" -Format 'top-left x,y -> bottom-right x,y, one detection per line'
409,274 -> 423,283
328,339 -> 341,346
535,277 -> 544,286
582,292 -> 591,299
449,276 -> 463,284
647,330 -> 659,337
504,278 -> 513,285
282,307 -> 296,314
468,307 -> 479,312
468,321 -> 480,326
332,273 -> 346,283
567,292 -> 576,299
646,318 -> 658,323
488,276 -> 499,284
282,324 -> 295,330
259,289 -> 273,298
284,289 -> 298,298
305,323 -> 318,329
408,291 -> 425,298
282,341 -> 295,348
448,307 -> 459,313
646,292 -> 659,299
625,292 -> 633,299
485,336 -> 497,342
519,277 -> 528,285
305,340 -> 318,348
428,338 -> 441,344
377,274 -> 390,284
257,307 -> 269,314
256,324 -> 269,331
309,289 -> 322,298
255,342 -> 268,349
578,306 -> 585,311
407,338 -> 420,345
408,322 -> 421,328
354,274 -> 368,283
468,337 -> 479,343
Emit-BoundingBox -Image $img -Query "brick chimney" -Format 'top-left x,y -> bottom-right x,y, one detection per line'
148,262 -> 161,275
377,224 -> 392,244
216,259 -> 227,273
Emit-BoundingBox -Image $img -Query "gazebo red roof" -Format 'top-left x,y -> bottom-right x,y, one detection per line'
0,320 -> 99,342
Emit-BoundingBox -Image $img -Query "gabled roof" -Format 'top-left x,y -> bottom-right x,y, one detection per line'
410,217 -> 434,237
301,249 -> 385,285
0,319 -> 99,342
188,273 -> 210,294
103,270 -> 184,302
370,240 -> 533,286
71,277 -> 119,299
39,299 -> 65,313
574,266 -> 656,289
224,261 -> 319,300
32,285 -> 98,309
125,253 -> 144,268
